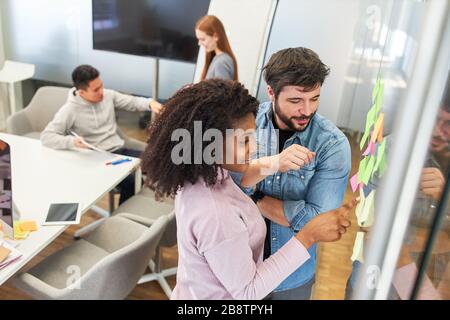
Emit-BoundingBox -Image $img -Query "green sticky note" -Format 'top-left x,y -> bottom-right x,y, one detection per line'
379,155 -> 387,176
360,129 -> 371,150
373,139 -> 387,175
358,156 -> 369,182
362,155 -> 375,185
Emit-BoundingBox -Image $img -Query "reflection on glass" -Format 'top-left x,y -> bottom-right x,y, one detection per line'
394,73 -> 450,300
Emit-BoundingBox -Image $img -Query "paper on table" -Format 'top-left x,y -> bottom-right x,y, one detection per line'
0,240 -> 22,269
351,232 -> 365,263
70,131 -> 108,153
0,245 -> 11,263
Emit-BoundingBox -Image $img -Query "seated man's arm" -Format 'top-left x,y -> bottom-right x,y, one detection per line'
259,138 -> 351,232
112,90 -> 162,114
40,106 -> 76,150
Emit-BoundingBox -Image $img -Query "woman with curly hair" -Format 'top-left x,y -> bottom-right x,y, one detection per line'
141,79 -> 356,299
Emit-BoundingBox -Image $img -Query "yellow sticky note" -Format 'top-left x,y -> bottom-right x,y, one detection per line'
18,220 -> 38,232
13,224 -> 30,240
351,232 -> 365,263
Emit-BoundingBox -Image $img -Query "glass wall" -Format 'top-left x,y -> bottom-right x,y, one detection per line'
256,0 -> 449,300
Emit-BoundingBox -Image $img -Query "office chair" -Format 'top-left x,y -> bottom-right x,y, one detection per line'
113,188 -> 176,298
13,215 -> 169,299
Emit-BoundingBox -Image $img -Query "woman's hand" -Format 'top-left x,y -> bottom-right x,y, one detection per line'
296,198 -> 359,248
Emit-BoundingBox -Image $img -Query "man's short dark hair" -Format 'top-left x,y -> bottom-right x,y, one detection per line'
263,47 -> 330,96
72,65 -> 100,90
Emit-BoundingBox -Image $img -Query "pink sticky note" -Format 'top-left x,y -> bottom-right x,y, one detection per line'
370,141 -> 376,155
350,174 -> 359,193
362,144 -> 371,156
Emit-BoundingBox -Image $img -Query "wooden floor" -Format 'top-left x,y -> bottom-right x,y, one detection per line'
0,112 -> 361,300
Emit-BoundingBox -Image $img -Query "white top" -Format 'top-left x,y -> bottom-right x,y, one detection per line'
0,133 -> 140,286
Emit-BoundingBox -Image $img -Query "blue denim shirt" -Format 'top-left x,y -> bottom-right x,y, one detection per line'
231,101 -> 351,291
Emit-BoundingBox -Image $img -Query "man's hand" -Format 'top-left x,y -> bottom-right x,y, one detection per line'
73,137 -> 89,149
271,144 -> 315,173
149,99 -> 163,114
295,198 -> 359,249
420,167 -> 445,201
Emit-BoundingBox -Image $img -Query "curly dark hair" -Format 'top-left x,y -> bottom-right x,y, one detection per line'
141,79 -> 259,199
263,47 -> 330,96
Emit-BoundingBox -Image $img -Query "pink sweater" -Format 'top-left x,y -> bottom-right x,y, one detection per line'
171,170 -> 310,300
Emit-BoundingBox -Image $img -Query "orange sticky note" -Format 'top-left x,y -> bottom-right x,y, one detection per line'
18,221 -> 38,232
0,245 -> 11,263
377,121 -> 384,143
371,113 -> 384,143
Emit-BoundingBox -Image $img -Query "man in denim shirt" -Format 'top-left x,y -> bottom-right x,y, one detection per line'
231,47 -> 351,299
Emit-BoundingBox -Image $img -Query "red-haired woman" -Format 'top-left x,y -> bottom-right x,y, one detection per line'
195,15 -> 238,81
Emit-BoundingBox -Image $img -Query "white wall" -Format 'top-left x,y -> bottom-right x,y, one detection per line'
194,0 -> 277,94
256,0 -> 361,125
1,0 -> 201,99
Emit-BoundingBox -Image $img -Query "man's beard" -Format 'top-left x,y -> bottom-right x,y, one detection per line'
274,99 -> 316,132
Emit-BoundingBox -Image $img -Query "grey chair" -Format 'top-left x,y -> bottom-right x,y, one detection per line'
6,86 -> 146,153
7,86 -> 69,138
13,215 -> 169,300
113,188 -> 176,298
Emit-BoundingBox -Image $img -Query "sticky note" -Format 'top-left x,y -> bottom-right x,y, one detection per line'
360,105 -> 377,150
18,220 -> 38,232
351,232 -> 365,263
355,188 -> 366,224
359,190 -> 375,227
358,157 -> 369,182
372,77 -> 384,114
350,174 -> 361,193
371,113 -> 384,143
377,121 -> 384,143
360,129 -> 371,151
361,155 -> 375,185
13,225 -> 30,240
0,245 -> 11,263
374,139 -> 387,176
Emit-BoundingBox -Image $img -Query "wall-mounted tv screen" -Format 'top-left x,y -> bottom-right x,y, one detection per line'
93,0 -> 211,63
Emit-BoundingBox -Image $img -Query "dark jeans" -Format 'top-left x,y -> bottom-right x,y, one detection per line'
264,277 -> 315,300
112,147 -> 142,205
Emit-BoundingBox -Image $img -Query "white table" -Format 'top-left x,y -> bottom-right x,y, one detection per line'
0,61 -> 35,115
0,133 -> 141,286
